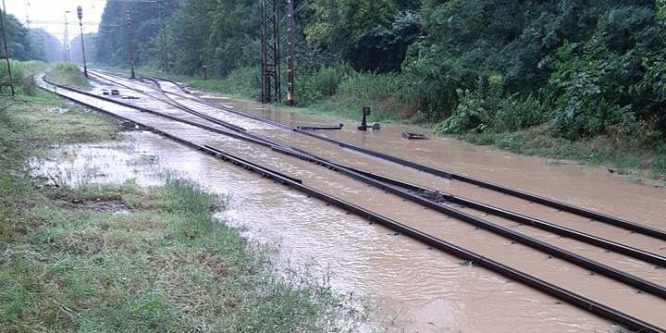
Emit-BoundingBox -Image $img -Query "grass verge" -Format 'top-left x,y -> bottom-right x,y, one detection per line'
0,76 -> 362,331
44,63 -> 92,91
460,126 -> 666,181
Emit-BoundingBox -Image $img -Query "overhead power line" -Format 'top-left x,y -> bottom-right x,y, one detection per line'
27,20 -> 102,26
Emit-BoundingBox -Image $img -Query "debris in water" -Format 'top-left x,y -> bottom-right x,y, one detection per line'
296,123 -> 343,130
402,132 -> 429,140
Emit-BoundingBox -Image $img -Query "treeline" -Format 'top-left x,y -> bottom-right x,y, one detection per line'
96,0 -> 666,143
0,10 -> 62,63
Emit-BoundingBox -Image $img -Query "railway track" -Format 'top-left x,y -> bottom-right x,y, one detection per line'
39,71 -> 666,332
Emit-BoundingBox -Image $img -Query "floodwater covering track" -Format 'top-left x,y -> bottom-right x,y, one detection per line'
93,69 -> 666,241
88,71 -> 666,269
292,150 -> 666,268
83,72 -> 666,284
38,74 -> 666,333
132,72 -> 666,242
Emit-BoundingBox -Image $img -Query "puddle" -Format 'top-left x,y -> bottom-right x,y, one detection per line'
57,199 -> 132,216
45,106 -> 70,114
28,140 -> 167,187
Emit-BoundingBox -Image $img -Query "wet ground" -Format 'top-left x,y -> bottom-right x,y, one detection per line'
29,131 -> 615,332
36,73 -> 666,332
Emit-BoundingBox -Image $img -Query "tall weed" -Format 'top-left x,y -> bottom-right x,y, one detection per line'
297,63 -> 353,104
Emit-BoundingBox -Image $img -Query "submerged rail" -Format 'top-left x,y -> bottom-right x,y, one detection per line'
77,72 -> 666,290
136,72 -> 666,241
39,76 -> 666,333
81,71 -> 666,266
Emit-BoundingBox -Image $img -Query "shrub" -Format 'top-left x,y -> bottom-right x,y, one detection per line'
297,63 -> 353,104
494,93 -> 547,132
434,88 -> 492,134
549,44 -> 640,139
434,74 -> 548,135
0,62 -> 25,93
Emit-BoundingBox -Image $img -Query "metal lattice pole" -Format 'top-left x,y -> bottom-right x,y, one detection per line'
63,11 -> 71,62
286,0 -> 294,105
0,0 -> 14,96
260,0 -> 281,103
158,0 -> 167,73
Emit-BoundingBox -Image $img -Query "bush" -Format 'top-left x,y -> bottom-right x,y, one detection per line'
46,62 -> 91,90
0,61 -> 48,95
549,44 -> 640,139
494,93 -> 547,132
434,87 -> 492,134
297,63 -> 353,104
0,61 -> 25,93
214,66 -> 261,99
434,75 -> 548,135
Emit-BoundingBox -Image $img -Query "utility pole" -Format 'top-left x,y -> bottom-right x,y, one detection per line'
0,0 -> 15,96
126,9 -> 135,79
23,0 -> 29,29
158,0 -> 167,73
77,6 -> 88,77
260,0 -> 281,103
63,11 -> 71,62
286,0 -> 295,105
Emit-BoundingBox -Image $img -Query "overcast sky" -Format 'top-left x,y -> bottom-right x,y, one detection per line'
4,0 -> 107,43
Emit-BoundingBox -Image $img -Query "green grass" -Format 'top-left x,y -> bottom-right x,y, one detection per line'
0,60 -> 48,96
0,92 -> 117,170
45,63 -> 92,90
1,179 -> 354,332
0,82 -> 363,332
460,125 -> 666,181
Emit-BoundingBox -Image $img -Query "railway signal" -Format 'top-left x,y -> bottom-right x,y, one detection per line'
358,107 -> 371,131
77,5 -> 88,78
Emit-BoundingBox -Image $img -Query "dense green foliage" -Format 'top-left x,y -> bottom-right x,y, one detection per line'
70,33 -> 97,65
94,0 -> 180,67
95,0 -> 666,146
0,10 -> 61,62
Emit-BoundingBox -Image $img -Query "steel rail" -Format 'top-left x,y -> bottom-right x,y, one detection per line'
271,148 -> 666,298
82,72 -> 666,268
288,149 -> 666,268
36,78 -> 666,333
77,72 -> 666,271
296,128 -> 666,239
134,72 -> 666,241
87,71 -> 249,134
138,75 -> 666,268
72,76 -> 666,293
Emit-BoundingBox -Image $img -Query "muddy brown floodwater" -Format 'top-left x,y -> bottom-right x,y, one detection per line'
39,130 -> 614,332
194,92 -> 666,330
40,75 -> 666,332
